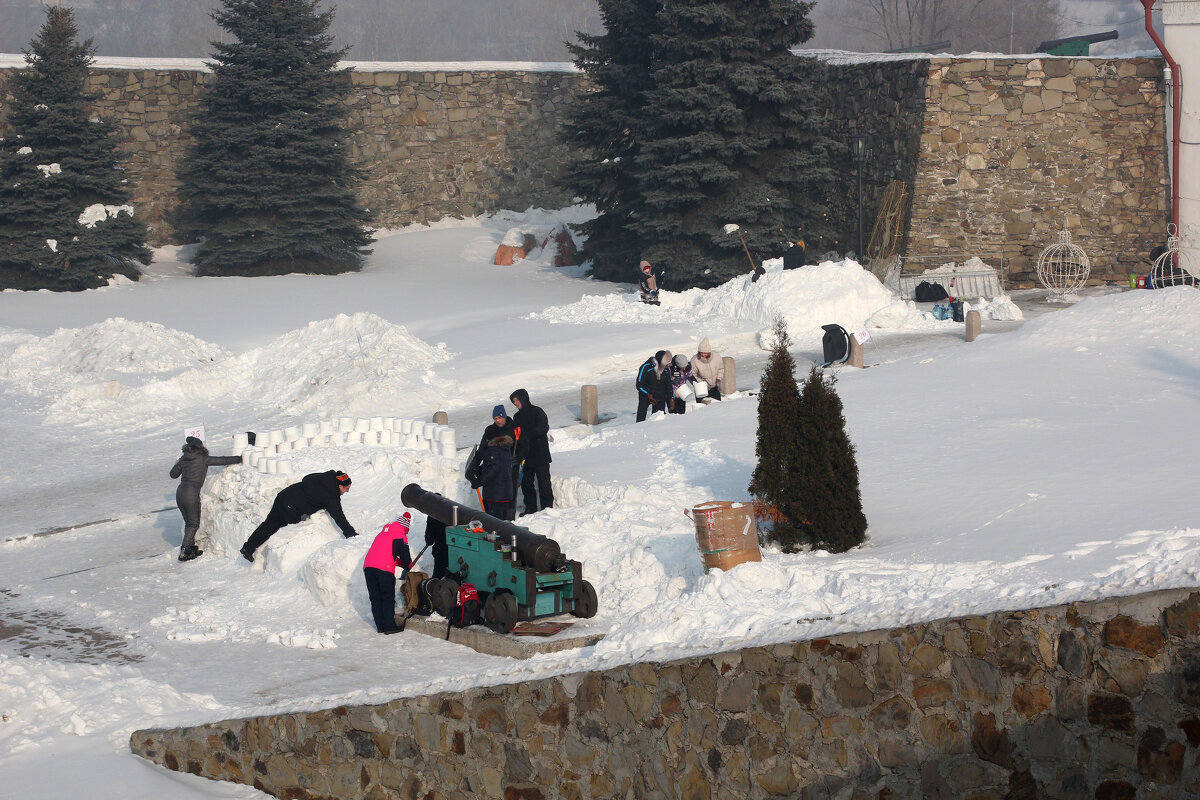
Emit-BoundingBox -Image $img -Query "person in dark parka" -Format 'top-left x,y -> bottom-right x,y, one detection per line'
477,434 -> 515,519
509,388 -> 553,514
170,436 -> 242,562
471,404 -> 521,518
240,470 -> 357,561
635,350 -> 673,422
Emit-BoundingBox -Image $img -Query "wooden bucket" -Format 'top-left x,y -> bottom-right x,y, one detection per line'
685,501 -> 760,573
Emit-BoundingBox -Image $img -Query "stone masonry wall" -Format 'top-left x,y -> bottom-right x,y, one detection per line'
1,58 -> 1170,280
131,587 -> 1200,799
0,66 -> 582,244
906,57 -> 1168,286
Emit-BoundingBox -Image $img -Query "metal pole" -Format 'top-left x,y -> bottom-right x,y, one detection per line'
857,158 -> 864,260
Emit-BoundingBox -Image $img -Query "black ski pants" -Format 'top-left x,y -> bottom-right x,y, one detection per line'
363,567 -> 399,633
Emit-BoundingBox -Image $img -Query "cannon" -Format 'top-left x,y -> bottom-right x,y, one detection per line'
401,483 -> 597,634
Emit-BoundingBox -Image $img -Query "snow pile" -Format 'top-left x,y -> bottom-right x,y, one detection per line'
40,312 -> 453,427
532,257 -> 912,346
1,317 -> 229,399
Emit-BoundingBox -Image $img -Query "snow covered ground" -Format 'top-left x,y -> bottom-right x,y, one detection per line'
1,206 -> 1198,799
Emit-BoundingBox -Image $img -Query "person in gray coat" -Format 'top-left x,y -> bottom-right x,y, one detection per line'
170,436 -> 242,562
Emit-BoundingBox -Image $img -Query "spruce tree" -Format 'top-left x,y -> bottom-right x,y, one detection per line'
561,0 -> 661,281
636,0 -> 835,288
176,0 -> 372,276
748,319 -> 807,551
0,6 -> 151,291
794,366 -> 867,553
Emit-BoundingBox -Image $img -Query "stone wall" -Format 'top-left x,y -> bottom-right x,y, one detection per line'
907,57 -> 1168,285
131,586 -> 1200,799
0,57 -> 1170,281
0,65 -> 582,244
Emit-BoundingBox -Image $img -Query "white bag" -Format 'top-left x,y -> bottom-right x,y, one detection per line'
675,382 -> 696,402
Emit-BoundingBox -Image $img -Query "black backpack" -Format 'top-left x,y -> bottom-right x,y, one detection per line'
914,280 -> 949,302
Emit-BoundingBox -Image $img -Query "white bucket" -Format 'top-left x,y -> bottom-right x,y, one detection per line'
232,432 -> 250,454
693,380 -> 709,398
269,430 -> 285,446
675,383 -> 696,403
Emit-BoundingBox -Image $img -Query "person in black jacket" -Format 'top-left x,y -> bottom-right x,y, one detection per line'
468,404 -> 521,518
638,260 -> 664,305
476,434 -> 515,519
240,470 -> 357,562
509,388 -> 553,515
636,350 -> 673,422
783,239 -> 806,270
170,436 -> 243,562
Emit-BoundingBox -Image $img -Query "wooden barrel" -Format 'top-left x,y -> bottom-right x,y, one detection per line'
686,501 -> 761,573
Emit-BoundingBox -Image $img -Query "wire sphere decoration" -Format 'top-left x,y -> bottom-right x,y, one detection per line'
1036,229 -> 1090,300
1150,225 -> 1200,289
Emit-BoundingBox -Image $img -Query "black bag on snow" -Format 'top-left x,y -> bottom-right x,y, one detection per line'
820,324 -> 851,367
411,577 -> 434,616
914,280 -> 949,302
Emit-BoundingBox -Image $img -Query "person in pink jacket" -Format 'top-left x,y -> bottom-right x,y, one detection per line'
363,512 -> 414,634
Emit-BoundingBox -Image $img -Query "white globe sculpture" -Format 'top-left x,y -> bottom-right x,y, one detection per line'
1036,229 -> 1090,300
1150,227 -> 1199,288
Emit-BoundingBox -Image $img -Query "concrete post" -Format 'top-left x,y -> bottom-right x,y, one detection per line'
720,357 -> 735,395
432,411 -> 449,425
847,334 -> 864,368
581,385 -> 599,425
965,310 -> 981,342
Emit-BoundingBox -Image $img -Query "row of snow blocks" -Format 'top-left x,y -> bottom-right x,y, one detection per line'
966,310 -> 982,342
234,418 -> 456,473
581,385 -> 599,425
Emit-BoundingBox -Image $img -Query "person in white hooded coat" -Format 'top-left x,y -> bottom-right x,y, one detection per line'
690,338 -> 724,401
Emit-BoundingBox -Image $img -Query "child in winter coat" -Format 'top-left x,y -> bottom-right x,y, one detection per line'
667,353 -> 692,414
170,436 -> 243,562
363,513 -> 414,634
477,435 -> 515,519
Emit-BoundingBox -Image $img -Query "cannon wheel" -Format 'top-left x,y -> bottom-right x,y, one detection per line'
571,580 -> 598,619
429,579 -> 459,619
483,591 -> 517,634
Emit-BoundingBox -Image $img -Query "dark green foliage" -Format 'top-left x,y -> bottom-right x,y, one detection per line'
562,0 -> 837,288
0,7 -> 150,291
748,319 -> 807,550
749,320 -> 867,554
561,0 -> 662,278
176,0 -> 372,276
794,365 -> 867,553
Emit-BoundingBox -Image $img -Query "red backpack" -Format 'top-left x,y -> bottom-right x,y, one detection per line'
448,582 -> 481,631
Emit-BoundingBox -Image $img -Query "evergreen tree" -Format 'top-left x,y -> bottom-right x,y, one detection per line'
0,7 -> 150,291
794,365 -> 867,553
748,319 -> 807,551
176,0 -> 372,276
562,0 -> 836,288
636,0 -> 835,288
561,0 -> 662,279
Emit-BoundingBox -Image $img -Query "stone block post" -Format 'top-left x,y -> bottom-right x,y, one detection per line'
432,411 -> 449,425
581,385 -> 599,425
847,334 -> 864,368
720,357 -> 735,395
965,310 -> 981,342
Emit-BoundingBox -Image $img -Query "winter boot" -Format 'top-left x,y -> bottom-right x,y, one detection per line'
239,545 -> 255,563
179,546 -> 203,562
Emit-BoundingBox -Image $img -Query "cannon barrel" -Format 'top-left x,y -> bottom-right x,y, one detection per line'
401,483 -> 566,573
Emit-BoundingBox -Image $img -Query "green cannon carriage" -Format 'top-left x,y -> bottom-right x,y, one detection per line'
401,483 -> 597,634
